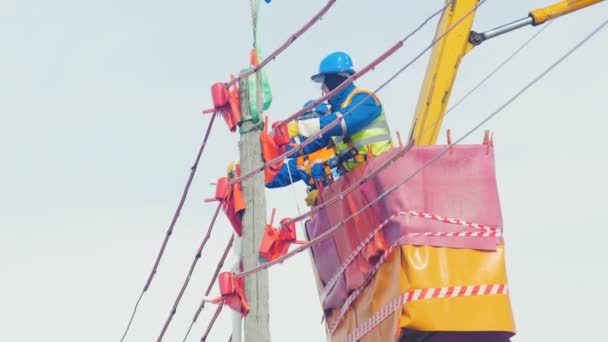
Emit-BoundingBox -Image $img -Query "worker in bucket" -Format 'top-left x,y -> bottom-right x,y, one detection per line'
282,51 -> 393,173
229,101 -> 340,206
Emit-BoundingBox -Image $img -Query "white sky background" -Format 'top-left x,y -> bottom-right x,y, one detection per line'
1,0 -> 607,341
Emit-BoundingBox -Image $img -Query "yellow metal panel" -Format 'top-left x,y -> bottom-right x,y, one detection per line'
399,245 -> 515,332
326,245 -> 515,339
408,0 -> 478,146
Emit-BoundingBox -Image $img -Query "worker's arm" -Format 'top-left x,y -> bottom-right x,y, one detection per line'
298,92 -> 382,138
285,135 -> 332,155
265,159 -> 308,188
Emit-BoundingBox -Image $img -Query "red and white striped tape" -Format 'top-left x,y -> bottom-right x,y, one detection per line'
320,210 -> 500,302
344,284 -> 509,342
406,210 -> 498,232
320,212 -> 399,301
327,239 -> 403,335
408,230 -> 502,238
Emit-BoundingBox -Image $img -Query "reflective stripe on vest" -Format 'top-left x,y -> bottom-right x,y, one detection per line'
335,88 -> 392,171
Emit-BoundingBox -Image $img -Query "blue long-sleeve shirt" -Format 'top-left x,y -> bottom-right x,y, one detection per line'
265,133 -> 330,188
267,107 -> 337,188
265,157 -> 340,189
299,83 -> 383,152
285,134 -> 328,155
265,159 -> 307,188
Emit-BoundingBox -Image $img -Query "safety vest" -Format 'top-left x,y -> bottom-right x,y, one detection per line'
294,143 -> 338,187
333,89 -> 392,172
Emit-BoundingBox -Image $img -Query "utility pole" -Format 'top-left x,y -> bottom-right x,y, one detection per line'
237,68 -> 271,342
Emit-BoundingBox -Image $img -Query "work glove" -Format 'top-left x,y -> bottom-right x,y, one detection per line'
287,122 -> 299,138
271,121 -> 291,147
310,164 -> 326,182
226,160 -> 237,179
305,189 -> 318,207
296,118 -> 321,138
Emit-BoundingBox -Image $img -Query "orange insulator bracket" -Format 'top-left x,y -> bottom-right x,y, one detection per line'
217,272 -> 249,316
259,225 -> 281,262
270,120 -> 291,147
260,116 -> 284,183
204,177 -> 231,203
204,176 -> 246,236
259,211 -> 306,262
202,77 -> 242,132
259,208 -> 279,261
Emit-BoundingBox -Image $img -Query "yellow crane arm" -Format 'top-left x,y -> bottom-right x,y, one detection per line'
530,0 -> 604,25
407,0 -> 478,146
408,0 -> 604,146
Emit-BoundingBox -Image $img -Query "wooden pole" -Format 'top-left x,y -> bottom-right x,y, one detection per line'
238,68 -> 271,342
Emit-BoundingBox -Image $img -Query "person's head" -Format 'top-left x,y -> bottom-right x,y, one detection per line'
311,51 -> 355,96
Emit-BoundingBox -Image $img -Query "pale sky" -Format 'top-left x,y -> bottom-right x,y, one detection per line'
1,1 -> 607,341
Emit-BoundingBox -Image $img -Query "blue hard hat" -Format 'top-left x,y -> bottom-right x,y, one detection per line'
311,51 -> 355,83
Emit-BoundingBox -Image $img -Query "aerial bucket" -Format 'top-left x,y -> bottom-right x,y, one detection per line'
306,140 -> 515,341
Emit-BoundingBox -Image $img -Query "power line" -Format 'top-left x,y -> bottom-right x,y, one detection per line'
158,203 -> 223,341
276,0 -> 459,127
124,3 -> 470,338
318,22 -> 554,301
227,0 -> 338,87
181,1 -> 462,335
444,20 -> 554,118
183,236 -> 235,342
230,0 -> 479,186
200,303 -> 225,342
327,236 -> 404,336
232,0 -> 489,279
120,113 -> 217,342
328,17 -> 603,323
320,210 -> 499,303
235,16 -> 608,280
121,2 -> 340,338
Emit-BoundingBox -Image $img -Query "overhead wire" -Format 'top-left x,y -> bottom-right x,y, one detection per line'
157,203 -> 223,341
227,0 -> 338,87
183,235 -> 235,342
232,0 -> 489,278
330,18 -> 607,332
120,112 -> 218,342
121,0 -> 570,339
184,0 -> 336,341
121,1 -> 340,338
200,303 -> 224,342
149,2 -> 463,338
139,5 -> 473,326
286,162 -> 306,222
235,15 -> 608,280
123,3 -> 469,338
318,21 -> 555,300
229,0 -> 465,186
444,20 -> 554,117
176,6 -> 602,341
